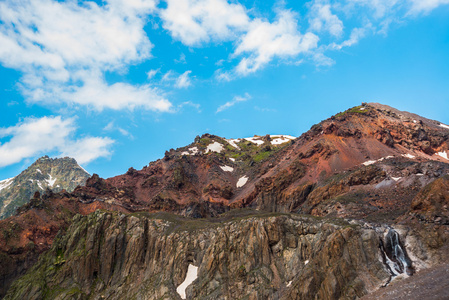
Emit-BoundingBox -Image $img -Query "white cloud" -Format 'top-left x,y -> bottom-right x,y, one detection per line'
175,71 -> 192,88
329,26 -> 369,50
215,69 -> 233,82
0,0 -> 172,112
160,0 -> 249,46
0,0 -> 155,69
216,92 -> 251,112
344,0 -> 401,19
309,3 -> 344,37
234,10 -> 319,75
312,52 -> 335,66
408,0 -> 449,14
61,137 -> 114,164
0,116 -> 114,167
22,71 -> 172,112
147,69 -> 159,79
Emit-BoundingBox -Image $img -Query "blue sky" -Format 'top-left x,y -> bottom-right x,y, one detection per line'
1,0 -> 449,179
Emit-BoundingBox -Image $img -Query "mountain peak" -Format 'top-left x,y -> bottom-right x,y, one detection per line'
0,156 -> 90,219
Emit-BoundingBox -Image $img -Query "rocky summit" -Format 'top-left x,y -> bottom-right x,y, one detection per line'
0,156 -> 90,220
1,103 -> 449,299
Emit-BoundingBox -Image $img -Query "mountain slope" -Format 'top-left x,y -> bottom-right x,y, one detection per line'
1,103 -> 449,299
66,103 -> 449,221
0,156 -> 90,220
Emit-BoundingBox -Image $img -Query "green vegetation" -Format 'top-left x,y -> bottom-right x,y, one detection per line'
335,105 -> 368,118
253,151 -> 272,163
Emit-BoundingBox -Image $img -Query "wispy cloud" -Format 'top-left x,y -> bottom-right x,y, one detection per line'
176,101 -> 202,112
175,70 -> 193,88
147,69 -> 160,79
0,116 -> 114,167
103,121 -> 132,138
161,70 -> 193,89
408,0 -> 449,14
308,3 -> 344,37
216,93 -> 251,113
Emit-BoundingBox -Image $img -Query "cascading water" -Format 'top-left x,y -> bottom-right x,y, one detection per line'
379,228 -> 414,284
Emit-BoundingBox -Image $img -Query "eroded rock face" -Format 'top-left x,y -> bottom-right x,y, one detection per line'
411,175 -> 449,224
5,211 -> 393,300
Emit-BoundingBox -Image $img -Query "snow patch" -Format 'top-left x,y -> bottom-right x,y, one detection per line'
437,151 -> 448,160
36,169 -> 42,174
416,173 -> 424,176
181,146 -> 199,156
402,153 -> 415,159
391,177 -> 401,181
176,264 -> 198,299
363,156 -> 395,166
220,165 -> 234,172
227,135 -> 295,148
45,174 -> 57,187
37,182 -> 44,190
286,281 -> 292,287
413,120 -> 417,123
362,160 -> 376,166
236,176 -> 248,188
439,123 -> 449,130
189,147 -> 199,155
227,139 -> 241,149
304,260 -> 309,265
378,156 -> 394,161
244,137 -> 264,145
229,157 -> 235,162
205,142 -> 224,153
270,135 -> 295,145
0,177 -> 14,192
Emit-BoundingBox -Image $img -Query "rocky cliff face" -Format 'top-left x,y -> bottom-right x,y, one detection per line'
1,103 -> 449,299
0,156 -> 90,220
3,211 -> 397,300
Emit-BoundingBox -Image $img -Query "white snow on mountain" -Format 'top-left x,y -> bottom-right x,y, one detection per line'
220,166 -> 234,172
0,178 -> 14,192
176,264 -> 198,299
244,137 -> 264,145
437,151 -> 448,160
206,142 -> 224,153
45,174 -> 57,187
237,176 -> 248,188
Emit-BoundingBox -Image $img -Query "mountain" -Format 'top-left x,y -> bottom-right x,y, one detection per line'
0,156 -> 90,220
1,103 -> 449,299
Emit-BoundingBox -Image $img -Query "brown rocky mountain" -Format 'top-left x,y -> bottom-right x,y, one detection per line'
0,156 -> 90,220
1,103 -> 449,299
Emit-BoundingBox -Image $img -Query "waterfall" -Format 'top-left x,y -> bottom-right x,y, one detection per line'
379,228 -> 414,281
